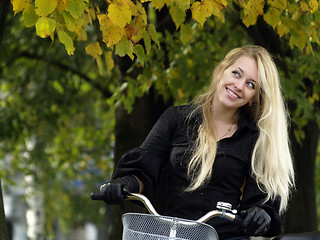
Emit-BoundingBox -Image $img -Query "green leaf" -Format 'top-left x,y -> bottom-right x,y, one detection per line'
35,17 -> 56,38
133,44 -> 145,66
35,0 -> 57,17
180,23 -> 192,45
61,10 -> 76,33
96,56 -> 103,76
22,4 -> 38,27
143,31 -> 151,55
169,6 -> 186,29
57,30 -> 75,55
115,36 -> 134,59
65,0 -> 86,19
148,23 -> 160,48
175,0 -> 190,11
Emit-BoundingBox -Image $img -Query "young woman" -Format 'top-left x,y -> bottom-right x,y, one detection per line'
100,45 -> 295,239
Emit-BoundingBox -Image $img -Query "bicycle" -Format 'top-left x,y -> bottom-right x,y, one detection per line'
91,189 -> 243,240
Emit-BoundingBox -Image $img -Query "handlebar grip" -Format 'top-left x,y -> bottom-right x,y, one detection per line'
91,192 -> 103,200
233,214 -> 244,224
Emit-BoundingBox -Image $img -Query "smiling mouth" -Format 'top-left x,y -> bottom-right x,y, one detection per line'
226,88 -> 240,98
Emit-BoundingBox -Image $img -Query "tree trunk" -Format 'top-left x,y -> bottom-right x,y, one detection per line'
0,1 -> 11,239
0,0 -> 10,44
284,120 -> 319,233
108,92 -> 169,240
0,181 -> 9,240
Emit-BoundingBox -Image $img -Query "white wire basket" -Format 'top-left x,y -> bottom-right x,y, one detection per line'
122,212 -> 219,240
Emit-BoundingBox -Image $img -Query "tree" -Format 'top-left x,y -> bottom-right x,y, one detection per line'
2,0 -> 320,238
0,0 -> 13,239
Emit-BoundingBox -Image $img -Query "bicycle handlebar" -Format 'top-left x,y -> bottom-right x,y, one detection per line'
90,190 -> 243,224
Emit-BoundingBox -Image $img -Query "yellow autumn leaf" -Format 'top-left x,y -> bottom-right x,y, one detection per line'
310,26 -> 320,44
242,0 -> 264,27
212,5 -> 225,23
300,1 -> 309,12
102,25 -> 125,47
151,0 -> 165,10
309,0 -> 319,13
210,0 -> 227,10
12,0 -> 30,14
272,0 -> 287,11
105,51 -> 114,73
245,0 -> 264,15
242,13 -> 259,27
35,0 -> 57,17
289,30 -> 306,50
191,0 -> 213,26
122,0 -> 138,16
263,9 -> 280,29
308,92 -> 319,104
178,88 -> 184,99
169,6 -> 186,29
164,0 -> 173,5
85,42 -> 102,59
108,2 -> 132,28
57,0 -> 67,11
35,17 -> 56,38
97,14 -> 112,31
277,22 -> 289,38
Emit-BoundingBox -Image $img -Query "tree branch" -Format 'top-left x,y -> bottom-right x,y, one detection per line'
14,51 -> 112,98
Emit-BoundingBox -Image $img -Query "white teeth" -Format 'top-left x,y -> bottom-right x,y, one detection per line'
227,89 -> 239,98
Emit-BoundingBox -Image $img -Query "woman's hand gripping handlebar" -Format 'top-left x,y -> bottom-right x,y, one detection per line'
91,188 -> 242,224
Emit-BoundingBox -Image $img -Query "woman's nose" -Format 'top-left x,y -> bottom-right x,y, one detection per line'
234,79 -> 245,91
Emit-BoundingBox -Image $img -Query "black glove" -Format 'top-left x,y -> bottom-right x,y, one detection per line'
241,206 -> 271,236
100,175 -> 140,205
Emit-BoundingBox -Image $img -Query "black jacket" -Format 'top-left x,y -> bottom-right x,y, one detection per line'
113,105 -> 284,239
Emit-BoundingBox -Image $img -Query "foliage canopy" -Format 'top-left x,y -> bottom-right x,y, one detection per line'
11,0 -> 320,73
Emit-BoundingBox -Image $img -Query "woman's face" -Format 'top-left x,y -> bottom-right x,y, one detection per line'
214,55 -> 259,110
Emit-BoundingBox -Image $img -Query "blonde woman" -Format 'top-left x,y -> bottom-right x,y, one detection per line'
100,45 -> 295,239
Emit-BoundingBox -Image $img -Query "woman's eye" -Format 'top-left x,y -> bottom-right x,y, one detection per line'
247,82 -> 255,89
232,71 -> 240,78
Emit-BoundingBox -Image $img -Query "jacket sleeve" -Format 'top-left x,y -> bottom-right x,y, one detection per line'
112,106 -> 178,203
239,173 -> 285,237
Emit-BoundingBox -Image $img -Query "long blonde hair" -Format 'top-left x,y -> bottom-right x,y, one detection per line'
186,45 -> 295,214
